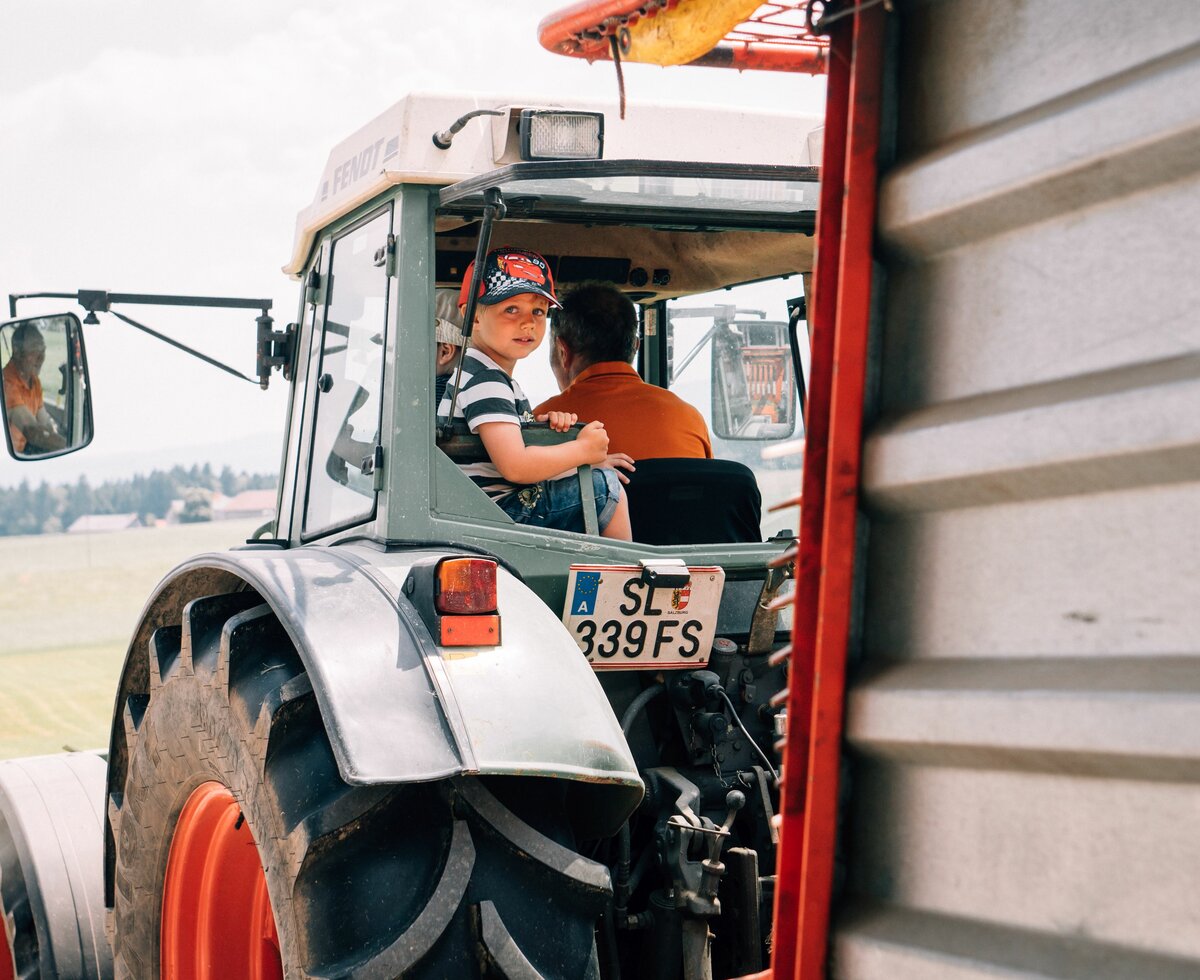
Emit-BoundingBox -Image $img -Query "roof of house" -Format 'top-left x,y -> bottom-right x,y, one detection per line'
213,489 -> 277,514
67,513 -> 141,533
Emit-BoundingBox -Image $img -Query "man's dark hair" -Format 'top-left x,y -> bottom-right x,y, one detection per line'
10,322 -> 43,353
552,281 -> 638,366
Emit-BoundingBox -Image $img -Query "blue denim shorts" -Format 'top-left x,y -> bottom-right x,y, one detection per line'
497,467 -> 621,533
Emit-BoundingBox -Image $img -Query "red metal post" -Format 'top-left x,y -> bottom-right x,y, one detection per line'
762,4 -> 885,979
795,4 -> 885,977
766,11 -> 852,978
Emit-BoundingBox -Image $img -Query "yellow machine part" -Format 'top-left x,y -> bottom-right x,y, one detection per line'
621,0 -> 762,66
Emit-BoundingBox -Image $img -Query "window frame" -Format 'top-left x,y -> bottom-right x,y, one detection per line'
439,160 -> 819,233
299,204 -> 393,541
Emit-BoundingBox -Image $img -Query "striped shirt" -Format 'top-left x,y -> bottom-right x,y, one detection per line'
437,349 -> 533,500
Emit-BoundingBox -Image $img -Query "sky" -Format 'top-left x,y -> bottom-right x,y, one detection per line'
0,1 -> 825,489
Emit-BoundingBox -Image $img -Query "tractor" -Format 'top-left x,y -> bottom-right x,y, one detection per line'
0,91 -> 820,979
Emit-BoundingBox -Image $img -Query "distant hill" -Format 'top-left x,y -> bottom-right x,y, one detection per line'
0,458 -> 277,537
0,429 -> 284,490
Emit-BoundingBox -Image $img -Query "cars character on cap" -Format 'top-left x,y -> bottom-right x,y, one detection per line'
458,247 -> 560,309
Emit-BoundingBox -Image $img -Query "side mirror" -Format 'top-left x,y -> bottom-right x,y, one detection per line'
710,318 -> 797,440
0,313 -> 93,460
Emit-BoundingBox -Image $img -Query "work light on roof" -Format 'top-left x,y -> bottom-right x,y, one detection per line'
519,109 -> 604,161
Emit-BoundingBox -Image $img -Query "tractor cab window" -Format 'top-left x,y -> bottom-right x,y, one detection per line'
436,162 -> 815,543
665,276 -> 807,540
303,208 -> 390,536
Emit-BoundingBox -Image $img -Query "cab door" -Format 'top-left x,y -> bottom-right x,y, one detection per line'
280,205 -> 392,543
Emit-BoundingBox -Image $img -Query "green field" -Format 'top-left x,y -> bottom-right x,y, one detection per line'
0,471 -> 803,761
0,519 -> 261,758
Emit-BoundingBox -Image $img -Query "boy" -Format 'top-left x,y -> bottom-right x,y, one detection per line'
433,287 -> 466,405
437,247 -> 632,540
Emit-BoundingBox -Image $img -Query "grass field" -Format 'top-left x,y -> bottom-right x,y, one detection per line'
0,519 -> 261,758
0,470 -> 803,761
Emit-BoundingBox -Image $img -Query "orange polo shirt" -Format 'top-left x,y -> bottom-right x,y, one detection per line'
534,361 -> 713,460
3,360 -> 42,453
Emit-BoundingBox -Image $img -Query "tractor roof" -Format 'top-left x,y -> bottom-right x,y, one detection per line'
285,90 -> 821,277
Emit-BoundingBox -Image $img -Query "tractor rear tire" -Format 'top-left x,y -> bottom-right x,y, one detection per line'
0,752 -> 111,980
109,590 -> 608,979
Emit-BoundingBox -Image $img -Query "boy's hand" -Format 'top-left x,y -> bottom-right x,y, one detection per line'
603,453 -> 636,485
535,411 -> 578,432
575,419 -> 610,462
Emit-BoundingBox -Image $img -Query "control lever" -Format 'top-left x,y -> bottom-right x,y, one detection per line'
699,790 -> 745,902
668,789 -> 746,980
664,789 -> 746,917
710,791 -> 745,862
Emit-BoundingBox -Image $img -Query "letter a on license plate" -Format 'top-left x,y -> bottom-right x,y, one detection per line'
562,564 -> 725,669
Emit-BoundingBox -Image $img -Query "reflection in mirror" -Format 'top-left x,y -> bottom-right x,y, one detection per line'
0,313 -> 93,460
708,314 -> 796,441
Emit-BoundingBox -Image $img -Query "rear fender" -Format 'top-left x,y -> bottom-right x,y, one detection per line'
105,543 -> 642,845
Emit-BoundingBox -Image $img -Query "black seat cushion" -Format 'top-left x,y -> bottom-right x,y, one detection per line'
623,458 -> 762,545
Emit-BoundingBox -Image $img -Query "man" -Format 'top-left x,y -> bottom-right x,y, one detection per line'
3,322 -> 66,454
534,282 -> 713,460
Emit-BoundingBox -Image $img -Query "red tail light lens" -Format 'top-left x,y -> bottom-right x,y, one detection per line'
435,558 -> 498,615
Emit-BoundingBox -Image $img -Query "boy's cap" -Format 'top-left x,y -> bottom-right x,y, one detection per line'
434,288 -> 465,346
458,247 -> 560,310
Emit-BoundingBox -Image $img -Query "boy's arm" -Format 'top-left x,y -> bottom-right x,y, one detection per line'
477,420 -> 609,485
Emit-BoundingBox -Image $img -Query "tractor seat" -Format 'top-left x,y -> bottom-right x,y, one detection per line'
623,458 -> 762,546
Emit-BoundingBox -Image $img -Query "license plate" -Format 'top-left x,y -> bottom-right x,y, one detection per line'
562,564 -> 725,669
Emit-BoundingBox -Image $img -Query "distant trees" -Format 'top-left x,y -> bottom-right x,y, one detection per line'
0,465 -> 276,536
220,465 -> 240,497
179,488 -> 214,524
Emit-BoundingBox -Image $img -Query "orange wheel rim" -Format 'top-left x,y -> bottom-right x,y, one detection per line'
161,781 -> 282,980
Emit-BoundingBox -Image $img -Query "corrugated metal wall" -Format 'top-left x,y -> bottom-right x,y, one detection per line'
834,2 -> 1200,977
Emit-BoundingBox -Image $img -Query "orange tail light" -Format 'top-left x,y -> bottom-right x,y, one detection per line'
434,558 -> 500,646
436,558 -> 498,614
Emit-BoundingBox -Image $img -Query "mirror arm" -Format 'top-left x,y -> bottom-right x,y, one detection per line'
10,290 -> 272,319
9,290 -> 282,388
672,325 -> 717,383
9,292 -> 78,318
787,298 -> 808,425
668,305 -> 765,384
109,310 -> 261,386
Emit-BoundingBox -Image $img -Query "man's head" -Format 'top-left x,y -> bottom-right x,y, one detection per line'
550,281 -> 638,387
434,288 -> 466,376
8,323 -> 46,381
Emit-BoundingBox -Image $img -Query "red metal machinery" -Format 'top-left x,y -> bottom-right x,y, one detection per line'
537,4 -> 886,977
538,0 -> 829,74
